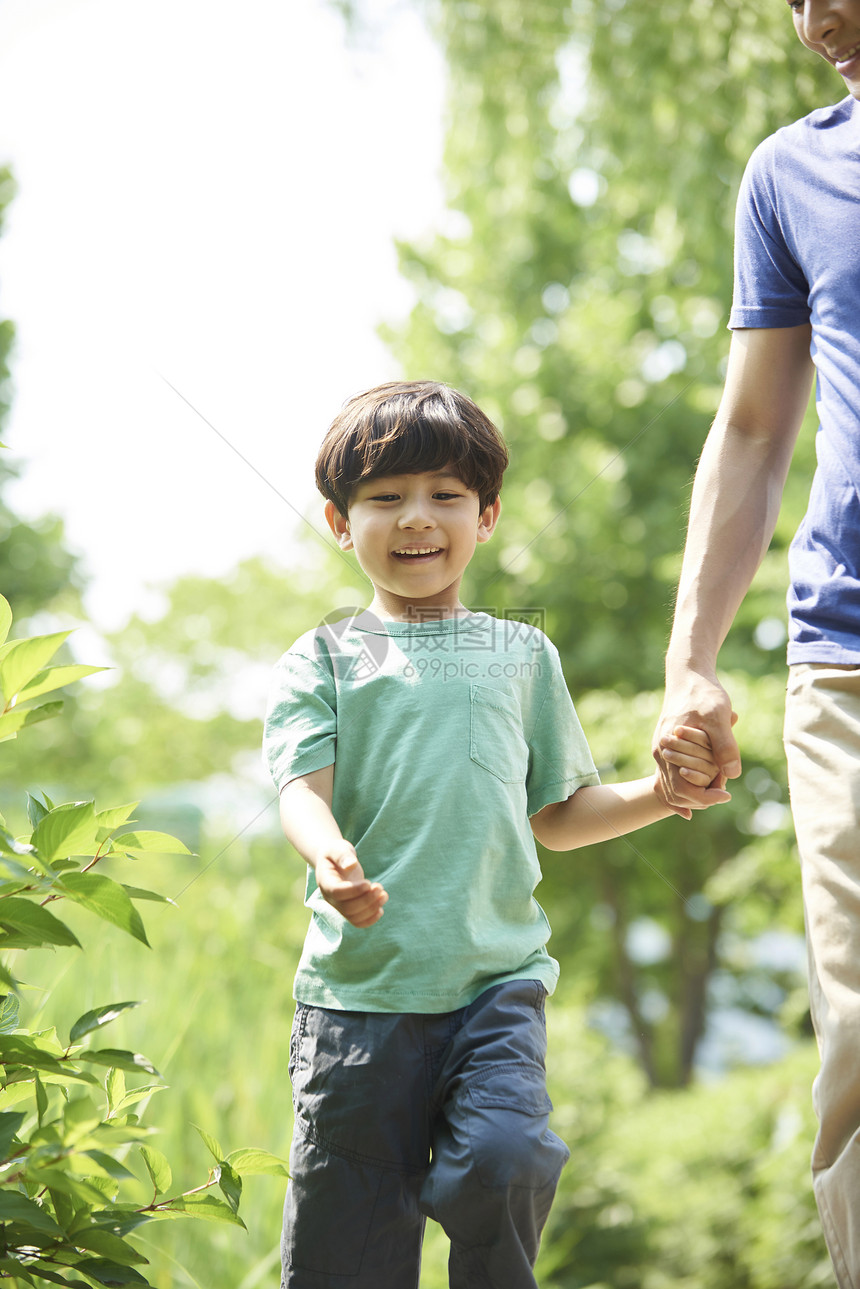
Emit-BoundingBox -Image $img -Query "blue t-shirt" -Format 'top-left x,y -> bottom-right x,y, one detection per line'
729,96 -> 860,662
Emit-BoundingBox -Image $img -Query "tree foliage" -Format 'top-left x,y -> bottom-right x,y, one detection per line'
0,169 -> 82,623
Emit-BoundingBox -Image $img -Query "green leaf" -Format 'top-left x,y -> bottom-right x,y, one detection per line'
0,1262 -> 37,1285
193,1123 -> 224,1163
77,1049 -> 159,1077
111,1083 -> 165,1118
105,1067 -> 126,1116
36,1168 -> 113,1207
0,859 -> 49,889
0,1190 -> 65,1234
216,1161 -> 242,1215
121,886 -> 175,906
0,993 -> 19,1033
0,1034 -> 98,1083
0,594 -> 11,647
67,1225 -> 148,1264
154,1192 -> 246,1227
0,824 -> 37,859
112,831 -> 193,857
95,803 -> 140,832
140,1144 -> 172,1197
74,1259 -> 150,1286
32,800 -> 98,863
0,1109 -> 25,1159
0,1081 -> 40,1111
0,700 -> 63,741
16,663 -> 109,704
82,1149 -> 137,1182
35,1072 -> 48,1125
47,1182 -> 77,1231
58,872 -> 150,946
70,1001 -> 142,1045
0,630 -> 72,702
226,1147 -> 290,1177
0,896 -> 81,947
27,792 -> 50,828
20,1264 -> 81,1287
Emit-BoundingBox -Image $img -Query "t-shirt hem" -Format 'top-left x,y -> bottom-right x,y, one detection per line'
294,963 -> 560,1014
527,771 -> 601,818
788,642 -> 860,666
728,306 -> 810,330
271,752 -> 335,794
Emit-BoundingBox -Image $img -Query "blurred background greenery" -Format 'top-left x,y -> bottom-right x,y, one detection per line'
0,0 -> 846,1284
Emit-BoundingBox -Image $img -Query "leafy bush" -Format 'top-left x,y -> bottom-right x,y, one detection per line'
0,594 -> 286,1286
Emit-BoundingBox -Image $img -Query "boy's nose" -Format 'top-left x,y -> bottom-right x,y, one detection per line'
397,507 -> 435,529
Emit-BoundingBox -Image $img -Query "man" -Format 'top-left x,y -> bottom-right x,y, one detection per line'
652,3 -> 860,1285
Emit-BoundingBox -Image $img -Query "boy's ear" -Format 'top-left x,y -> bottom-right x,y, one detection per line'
476,496 -> 502,545
325,500 -> 353,550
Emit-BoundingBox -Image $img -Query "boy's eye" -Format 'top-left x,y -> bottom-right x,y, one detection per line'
369,493 -> 400,502
434,491 -> 462,500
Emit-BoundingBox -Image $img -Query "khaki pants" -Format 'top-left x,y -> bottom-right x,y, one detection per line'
785,663 -> 860,1289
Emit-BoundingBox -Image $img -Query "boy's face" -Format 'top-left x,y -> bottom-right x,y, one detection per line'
325,469 -> 500,620
789,0 -> 860,98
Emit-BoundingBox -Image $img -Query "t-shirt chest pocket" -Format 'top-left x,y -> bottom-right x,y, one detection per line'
469,683 -> 529,784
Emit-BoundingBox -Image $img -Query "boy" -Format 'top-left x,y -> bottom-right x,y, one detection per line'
264,380 -> 727,1289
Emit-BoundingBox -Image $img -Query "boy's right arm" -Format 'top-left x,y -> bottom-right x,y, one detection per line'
279,765 -> 388,929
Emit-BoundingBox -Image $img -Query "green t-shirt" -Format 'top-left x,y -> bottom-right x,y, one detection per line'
263,611 -> 599,1013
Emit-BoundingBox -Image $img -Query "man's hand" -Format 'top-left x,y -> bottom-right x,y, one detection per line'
653,671 -> 741,816
314,840 -> 389,929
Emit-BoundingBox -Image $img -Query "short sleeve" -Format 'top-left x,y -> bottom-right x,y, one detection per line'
525,642 -> 599,816
263,650 -> 337,792
729,138 -> 811,330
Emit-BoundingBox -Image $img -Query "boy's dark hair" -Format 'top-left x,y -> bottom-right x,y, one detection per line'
315,381 -> 509,515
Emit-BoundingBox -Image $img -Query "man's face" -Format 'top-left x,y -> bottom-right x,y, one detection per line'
789,0 -> 860,99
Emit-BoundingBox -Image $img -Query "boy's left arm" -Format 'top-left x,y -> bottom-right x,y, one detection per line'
531,726 -> 731,851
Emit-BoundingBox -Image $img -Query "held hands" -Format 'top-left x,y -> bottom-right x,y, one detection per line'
654,724 -> 732,820
314,840 -> 389,929
653,671 -> 741,817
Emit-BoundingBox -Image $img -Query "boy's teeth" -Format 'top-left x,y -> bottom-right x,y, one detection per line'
395,547 -> 440,556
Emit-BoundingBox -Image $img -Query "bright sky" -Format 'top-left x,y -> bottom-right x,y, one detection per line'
0,0 -> 446,629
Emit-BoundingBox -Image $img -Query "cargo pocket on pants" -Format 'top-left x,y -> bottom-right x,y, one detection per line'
465,1062 -> 568,1190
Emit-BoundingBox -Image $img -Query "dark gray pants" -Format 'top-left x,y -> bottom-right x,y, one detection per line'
282,979 -> 569,1289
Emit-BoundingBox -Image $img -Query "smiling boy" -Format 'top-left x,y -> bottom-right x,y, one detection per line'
265,380 -> 727,1289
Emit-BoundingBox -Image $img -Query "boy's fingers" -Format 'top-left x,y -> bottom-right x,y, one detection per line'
329,883 -> 388,911
679,766 -> 721,788
336,887 -> 388,928
672,725 -> 711,747
662,748 -> 716,775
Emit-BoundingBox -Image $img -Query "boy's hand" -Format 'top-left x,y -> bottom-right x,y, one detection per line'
658,725 -> 731,810
314,840 -> 389,929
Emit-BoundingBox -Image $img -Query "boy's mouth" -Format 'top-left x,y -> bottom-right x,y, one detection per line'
391,546 -> 443,560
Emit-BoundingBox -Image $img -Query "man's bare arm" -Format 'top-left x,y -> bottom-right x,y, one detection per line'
653,324 -> 815,809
